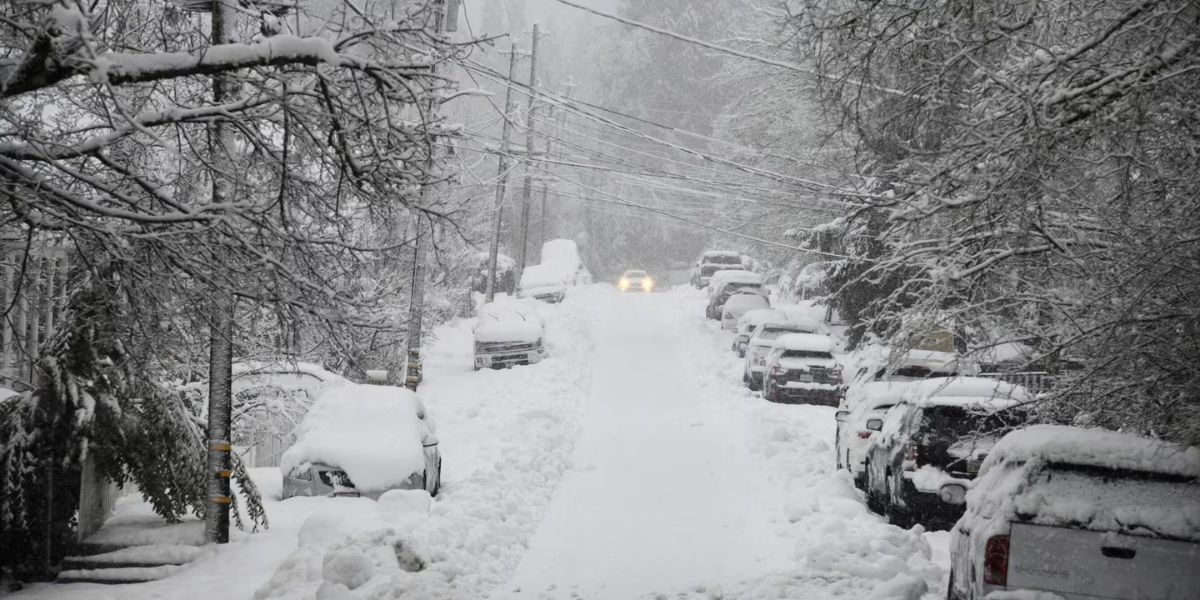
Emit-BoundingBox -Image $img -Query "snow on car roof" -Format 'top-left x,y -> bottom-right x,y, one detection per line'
280,384 -> 428,492
773,333 -> 834,352
710,270 -> 761,285
983,425 -> 1200,479
473,309 -> 544,343
722,294 -> 770,311
847,380 -> 912,409
904,376 -> 1033,408
519,262 -> 575,289
738,309 -> 787,326
701,250 -> 741,259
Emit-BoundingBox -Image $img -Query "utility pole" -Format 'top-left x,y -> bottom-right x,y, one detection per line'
404,0 -> 449,391
539,76 -> 574,248
515,23 -> 541,280
205,0 -> 238,545
484,45 -> 522,303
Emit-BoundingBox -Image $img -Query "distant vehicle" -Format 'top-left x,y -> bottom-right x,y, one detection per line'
834,381 -> 911,490
705,270 -> 765,319
948,425 -> 1200,600
742,321 -> 818,391
473,302 -> 547,370
281,384 -> 442,499
761,333 -> 843,405
618,269 -> 654,293
517,239 -> 591,303
690,250 -> 745,288
864,377 -> 1031,529
732,309 -> 788,356
720,292 -> 771,330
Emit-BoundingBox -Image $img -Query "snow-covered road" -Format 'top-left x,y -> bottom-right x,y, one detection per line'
502,294 -> 792,599
14,285 -> 947,600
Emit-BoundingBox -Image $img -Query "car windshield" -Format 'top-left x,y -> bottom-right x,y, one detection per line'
780,349 -> 833,360
918,405 -> 1025,444
705,254 -> 742,265
624,270 -> 647,278
701,264 -> 731,276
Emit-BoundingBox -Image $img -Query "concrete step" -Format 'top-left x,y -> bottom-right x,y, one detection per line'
57,564 -> 188,585
57,544 -> 206,584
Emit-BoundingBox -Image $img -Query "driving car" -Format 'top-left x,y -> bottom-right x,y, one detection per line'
834,381 -> 911,490
742,321 -> 818,391
281,383 -> 442,499
473,301 -> 547,370
863,377 -> 1031,529
720,292 -> 771,331
691,250 -> 745,288
947,425 -> 1200,600
705,270 -> 765,319
761,333 -> 843,405
618,269 -> 654,292
731,309 -> 788,356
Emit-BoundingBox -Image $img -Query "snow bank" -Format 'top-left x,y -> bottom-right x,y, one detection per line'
279,384 -> 427,491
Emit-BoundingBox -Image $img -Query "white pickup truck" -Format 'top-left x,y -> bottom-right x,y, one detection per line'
947,425 -> 1200,600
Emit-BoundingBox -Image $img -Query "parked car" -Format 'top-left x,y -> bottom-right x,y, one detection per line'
691,250 -> 745,288
720,292 -> 771,331
852,347 -> 975,387
731,309 -> 788,356
743,321 -> 818,391
834,381 -> 911,490
864,377 -> 1031,529
618,269 -> 654,293
705,270 -> 765,319
230,361 -> 351,468
281,383 -> 442,499
947,425 -> 1200,600
473,302 -> 547,370
517,239 -> 590,303
761,333 -> 842,405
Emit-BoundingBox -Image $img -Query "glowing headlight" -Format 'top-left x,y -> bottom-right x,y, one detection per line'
619,278 -> 630,290
642,278 -> 654,291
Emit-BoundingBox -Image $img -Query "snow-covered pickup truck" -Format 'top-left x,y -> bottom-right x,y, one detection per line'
473,303 -> 546,370
947,425 -> 1200,600
281,383 -> 441,499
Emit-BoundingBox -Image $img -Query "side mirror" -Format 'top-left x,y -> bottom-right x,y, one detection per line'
939,483 -> 968,505
865,418 -> 883,432
834,410 -> 850,423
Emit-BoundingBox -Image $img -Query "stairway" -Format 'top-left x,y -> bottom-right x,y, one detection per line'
57,542 -> 208,584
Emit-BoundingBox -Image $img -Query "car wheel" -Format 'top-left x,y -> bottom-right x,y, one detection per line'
885,476 -> 913,528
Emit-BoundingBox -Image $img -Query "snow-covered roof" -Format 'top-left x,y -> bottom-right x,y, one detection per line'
983,425 -> 1200,479
903,376 -> 1033,409
280,384 -> 429,492
898,349 -> 961,370
846,381 -> 912,410
519,262 -> 575,289
773,333 -> 834,352
736,310 -> 784,331
722,293 -> 770,313
710,270 -> 761,286
473,310 -> 544,343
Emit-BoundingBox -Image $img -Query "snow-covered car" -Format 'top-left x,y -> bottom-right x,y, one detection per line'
834,381 -> 911,490
281,384 -> 441,499
618,269 -> 654,293
731,309 -> 788,356
705,270 -> 764,319
761,333 -> 843,405
742,321 -> 818,391
517,239 -> 590,303
473,303 -> 546,370
720,292 -> 771,331
864,377 -> 1031,528
690,250 -> 744,288
852,347 -> 975,387
947,425 -> 1200,600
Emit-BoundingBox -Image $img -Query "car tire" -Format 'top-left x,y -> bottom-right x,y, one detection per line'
428,457 -> 442,497
748,376 -> 761,392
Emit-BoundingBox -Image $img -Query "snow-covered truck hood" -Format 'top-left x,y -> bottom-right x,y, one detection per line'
519,262 -> 575,293
776,356 -> 839,370
280,384 -> 429,493
473,318 -> 543,344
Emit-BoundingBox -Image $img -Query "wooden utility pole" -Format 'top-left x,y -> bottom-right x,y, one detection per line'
515,24 -> 541,280
205,0 -> 238,545
484,45 -> 522,303
539,76 -> 574,248
404,0 -> 450,391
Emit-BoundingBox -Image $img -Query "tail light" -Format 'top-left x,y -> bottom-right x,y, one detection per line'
902,445 -> 920,471
857,430 -> 873,439
983,535 -> 1010,585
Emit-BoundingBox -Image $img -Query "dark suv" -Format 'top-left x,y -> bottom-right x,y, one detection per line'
863,377 -> 1031,529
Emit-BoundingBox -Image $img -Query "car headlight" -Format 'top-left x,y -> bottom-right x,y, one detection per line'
642,278 -> 653,290
619,278 -> 629,290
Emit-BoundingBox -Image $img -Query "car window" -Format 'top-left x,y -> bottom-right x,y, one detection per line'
780,349 -> 833,360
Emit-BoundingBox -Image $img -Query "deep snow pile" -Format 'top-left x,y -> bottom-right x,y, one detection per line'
252,285 -> 605,599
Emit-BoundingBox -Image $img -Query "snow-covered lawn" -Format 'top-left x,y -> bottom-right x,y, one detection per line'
12,284 -> 948,600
